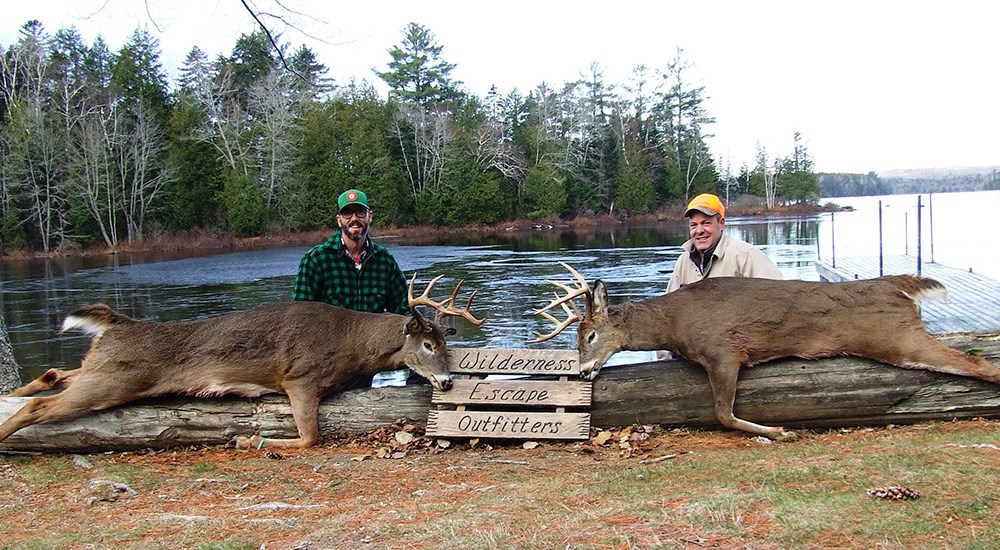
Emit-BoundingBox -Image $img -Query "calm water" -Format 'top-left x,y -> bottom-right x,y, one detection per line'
2,190 -> 996,383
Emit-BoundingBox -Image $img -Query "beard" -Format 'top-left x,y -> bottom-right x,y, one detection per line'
339,218 -> 369,243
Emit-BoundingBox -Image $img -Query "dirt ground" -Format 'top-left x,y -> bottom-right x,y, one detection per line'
2,419 -> 999,549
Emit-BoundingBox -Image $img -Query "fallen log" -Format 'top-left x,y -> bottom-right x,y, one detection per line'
2,332 -> 998,453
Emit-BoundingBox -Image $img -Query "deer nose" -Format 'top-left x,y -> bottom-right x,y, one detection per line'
440,378 -> 453,391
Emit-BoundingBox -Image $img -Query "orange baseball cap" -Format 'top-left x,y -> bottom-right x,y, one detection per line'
684,193 -> 725,218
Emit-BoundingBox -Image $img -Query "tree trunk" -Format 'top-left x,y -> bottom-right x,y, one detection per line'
0,312 -> 20,394
2,333 -> 998,454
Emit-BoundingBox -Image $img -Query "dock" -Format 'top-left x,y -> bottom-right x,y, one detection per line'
816,255 -> 1000,334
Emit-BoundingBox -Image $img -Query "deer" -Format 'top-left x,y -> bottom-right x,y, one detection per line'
0,275 -> 484,450
530,261 -> 1000,440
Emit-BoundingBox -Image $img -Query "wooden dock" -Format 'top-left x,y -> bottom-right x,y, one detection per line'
816,255 -> 1000,334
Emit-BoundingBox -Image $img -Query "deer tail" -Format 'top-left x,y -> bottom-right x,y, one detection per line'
61,303 -> 131,337
884,275 -> 947,303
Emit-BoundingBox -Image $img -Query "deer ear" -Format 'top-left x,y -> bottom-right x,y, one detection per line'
404,315 -> 427,336
407,308 -> 429,333
591,280 -> 610,318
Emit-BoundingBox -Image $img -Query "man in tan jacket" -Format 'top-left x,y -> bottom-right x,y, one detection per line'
654,194 -> 782,362
666,193 -> 781,292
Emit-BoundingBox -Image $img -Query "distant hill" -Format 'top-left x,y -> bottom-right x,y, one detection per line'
819,166 -> 1000,197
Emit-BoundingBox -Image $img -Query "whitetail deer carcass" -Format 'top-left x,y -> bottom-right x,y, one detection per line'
531,262 -> 1000,440
0,275 -> 484,449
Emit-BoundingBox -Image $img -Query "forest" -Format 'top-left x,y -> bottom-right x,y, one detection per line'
0,19 -> 823,253
818,169 -> 1000,197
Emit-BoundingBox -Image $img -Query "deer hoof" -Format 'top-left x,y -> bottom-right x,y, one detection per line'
228,435 -> 260,450
775,430 -> 800,442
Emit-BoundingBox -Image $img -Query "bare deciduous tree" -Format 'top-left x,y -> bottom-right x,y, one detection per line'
73,106 -> 119,248
473,89 -> 527,184
392,104 -> 453,199
117,99 -> 170,243
756,142 -> 779,209
1,25 -> 70,251
249,69 -> 297,213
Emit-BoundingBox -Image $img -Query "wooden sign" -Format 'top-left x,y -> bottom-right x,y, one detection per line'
433,379 -> 592,407
427,410 -> 591,440
427,348 -> 592,441
448,347 -> 581,376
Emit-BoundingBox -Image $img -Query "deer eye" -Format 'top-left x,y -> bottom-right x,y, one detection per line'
586,331 -> 597,344
423,341 -> 433,352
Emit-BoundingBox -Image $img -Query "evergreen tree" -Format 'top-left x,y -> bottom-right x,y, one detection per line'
653,49 -> 716,202
286,45 -> 333,102
377,22 -> 463,108
295,90 -> 407,227
615,139 -> 655,214
160,94 -> 224,230
378,23 -> 465,208
111,28 -> 170,124
227,30 -> 279,103
777,132 -> 821,203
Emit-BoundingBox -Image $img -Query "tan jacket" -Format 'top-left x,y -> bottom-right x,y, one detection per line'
666,233 -> 782,293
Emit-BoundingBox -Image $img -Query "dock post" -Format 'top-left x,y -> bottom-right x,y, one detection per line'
878,200 -> 884,276
830,211 -> 836,268
917,195 -> 923,276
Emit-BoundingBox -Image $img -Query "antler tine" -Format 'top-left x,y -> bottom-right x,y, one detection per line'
558,261 -> 589,287
408,273 -> 446,309
535,279 -> 584,314
534,261 -> 591,315
528,262 -> 591,344
408,274 -> 485,326
527,293 -> 581,343
444,279 -> 486,326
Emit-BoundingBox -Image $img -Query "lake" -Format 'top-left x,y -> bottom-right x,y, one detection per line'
2,190 -> 997,383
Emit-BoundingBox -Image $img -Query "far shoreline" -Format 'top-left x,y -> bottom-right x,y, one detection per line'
0,202 -> 846,262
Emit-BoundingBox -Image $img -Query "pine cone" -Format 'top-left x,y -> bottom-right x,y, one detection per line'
867,485 -> 920,500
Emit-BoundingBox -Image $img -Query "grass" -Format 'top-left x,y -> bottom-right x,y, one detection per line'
1,420 -> 998,548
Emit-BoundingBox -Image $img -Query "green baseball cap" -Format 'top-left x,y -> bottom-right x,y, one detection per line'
337,189 -> 370,212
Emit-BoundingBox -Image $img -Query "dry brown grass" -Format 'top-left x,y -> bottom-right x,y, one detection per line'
2,419 -> 998,549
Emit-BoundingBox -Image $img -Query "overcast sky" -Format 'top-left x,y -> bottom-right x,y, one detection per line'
3,0 -> 998,174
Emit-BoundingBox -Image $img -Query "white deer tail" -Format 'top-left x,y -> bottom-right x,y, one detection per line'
61,303 -> 129,337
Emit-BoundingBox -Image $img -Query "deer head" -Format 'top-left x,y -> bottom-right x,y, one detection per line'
405,274 -> 486,389
528,262 -> 623,380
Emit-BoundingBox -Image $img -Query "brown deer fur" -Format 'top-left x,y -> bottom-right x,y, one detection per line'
537,266 -> 1000,440
0,301 -> 457,449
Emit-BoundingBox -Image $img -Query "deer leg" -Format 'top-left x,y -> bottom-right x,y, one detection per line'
704,360 -> 797,441
0,375 -> 127,443
887,332 -> 1000,384
234,387 -> 321,450
5,368 -> 80,397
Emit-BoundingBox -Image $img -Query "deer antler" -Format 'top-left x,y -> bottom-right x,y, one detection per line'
408,274 -> 486,326
528,261 -> 590,343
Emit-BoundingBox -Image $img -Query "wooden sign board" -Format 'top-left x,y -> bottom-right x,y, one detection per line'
433,379 -> 592,407
428,348 -> 592,441
448,347 -> 581,376
427,410 -> 591,440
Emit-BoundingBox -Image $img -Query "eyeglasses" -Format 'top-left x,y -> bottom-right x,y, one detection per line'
339,209 -> 368,219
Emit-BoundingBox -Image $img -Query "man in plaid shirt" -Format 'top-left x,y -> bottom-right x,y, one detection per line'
293,189 -> 411,387
292,189 -> 409,314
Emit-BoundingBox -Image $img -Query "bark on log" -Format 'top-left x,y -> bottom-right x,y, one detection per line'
2,333 -> 998,453
0,312 -> 19,394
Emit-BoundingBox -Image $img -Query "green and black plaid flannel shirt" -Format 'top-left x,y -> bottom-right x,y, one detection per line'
291,231 -> 409,314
